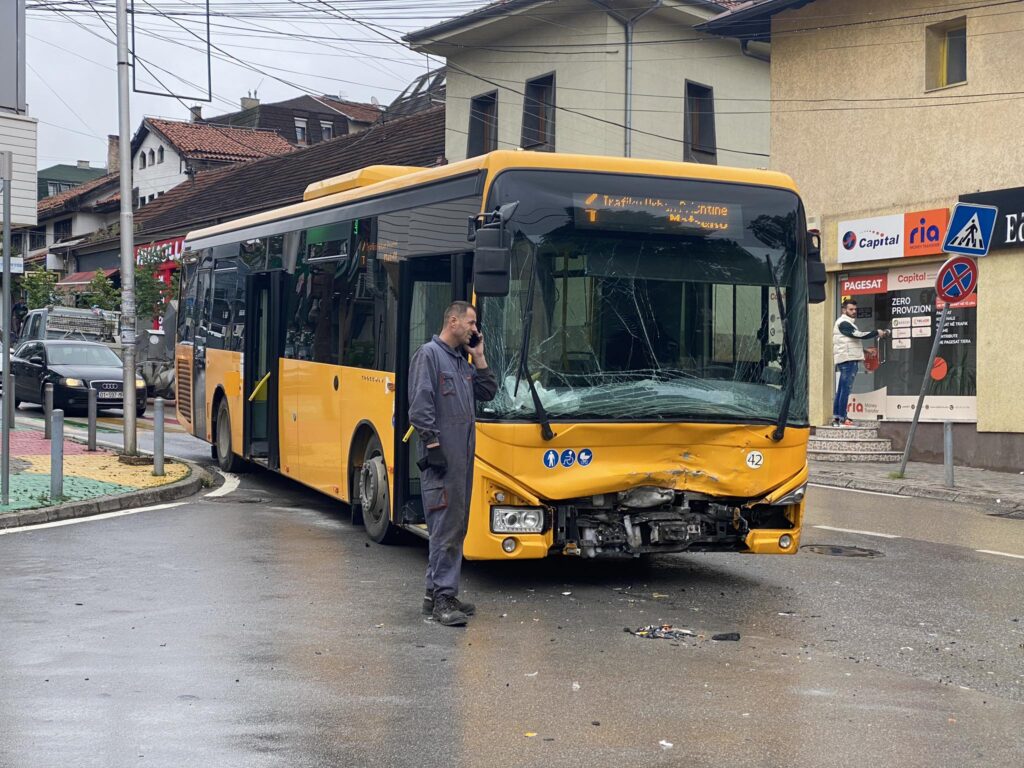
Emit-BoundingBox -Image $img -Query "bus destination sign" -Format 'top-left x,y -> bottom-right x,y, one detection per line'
573,192 -> 739,234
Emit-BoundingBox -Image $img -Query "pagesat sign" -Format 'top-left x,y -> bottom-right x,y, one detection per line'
841,273 -> 887,295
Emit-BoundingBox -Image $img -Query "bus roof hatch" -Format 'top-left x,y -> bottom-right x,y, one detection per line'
303,165 -> 425,202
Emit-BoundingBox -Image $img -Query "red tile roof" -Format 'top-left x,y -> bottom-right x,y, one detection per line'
56,268 -> 119,287
317,97 -> 384,124
37,173 -> 120,217
146,118 -> 296,163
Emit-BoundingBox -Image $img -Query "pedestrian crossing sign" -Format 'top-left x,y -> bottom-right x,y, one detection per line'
942,202 -> 998,256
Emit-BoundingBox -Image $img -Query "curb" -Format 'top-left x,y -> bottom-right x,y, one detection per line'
0,461 -> 209,529
810,469 -> 1024,514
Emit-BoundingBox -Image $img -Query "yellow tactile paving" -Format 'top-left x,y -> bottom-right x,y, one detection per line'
19,455 -> 189,488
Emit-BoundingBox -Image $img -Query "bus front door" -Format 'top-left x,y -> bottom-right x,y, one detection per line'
243,271 -> 284,469
395,255 -> 459,526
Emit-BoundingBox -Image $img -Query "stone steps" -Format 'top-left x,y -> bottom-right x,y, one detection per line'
809,420 -> 901,463
808,437 -> 893,453
808,449 -> 902,463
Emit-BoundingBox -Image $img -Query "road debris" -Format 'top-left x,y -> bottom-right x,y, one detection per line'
626,624 -> 696,640
659,740 -> 674,749
712,632 -> 741,641
572,681 -> 581,691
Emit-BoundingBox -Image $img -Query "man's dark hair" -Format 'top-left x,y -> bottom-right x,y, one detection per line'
841,298 -> 858,309
443,300 -> 476,324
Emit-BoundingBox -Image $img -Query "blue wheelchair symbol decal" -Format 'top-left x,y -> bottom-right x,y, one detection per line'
543,449 -> 559,469
560,449 -> 577,467
578,449 -> 593,467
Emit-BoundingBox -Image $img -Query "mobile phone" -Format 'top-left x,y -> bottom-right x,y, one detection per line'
468,331 -> 481,348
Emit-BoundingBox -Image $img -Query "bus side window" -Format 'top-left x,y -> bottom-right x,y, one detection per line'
209,267 -> 239,351
240,239 -> 266,271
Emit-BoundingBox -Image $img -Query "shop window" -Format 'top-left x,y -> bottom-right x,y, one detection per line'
926,18 -> 967,89
684,81 -> 716,164
521,74 -> 555,151
467,91 -> 498,157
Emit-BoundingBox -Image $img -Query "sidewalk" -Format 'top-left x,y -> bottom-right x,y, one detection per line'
0,425 -> 198,528
810,458 -> 1024,517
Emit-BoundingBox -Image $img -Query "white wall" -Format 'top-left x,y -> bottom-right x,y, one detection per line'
0,111 -> 38,227
133,131 -> 186,203
434,1 -> 770,166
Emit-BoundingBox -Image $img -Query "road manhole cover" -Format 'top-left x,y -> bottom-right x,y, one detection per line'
801,544 -> 883,558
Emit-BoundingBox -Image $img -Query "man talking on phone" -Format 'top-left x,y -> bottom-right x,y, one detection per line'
408,301 -> 498,626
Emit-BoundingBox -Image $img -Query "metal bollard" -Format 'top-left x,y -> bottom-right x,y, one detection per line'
50,409 -> 63,500
153,397 -> 165,476
87,388 -> 98,451
7,372 -> 14,429
943,421 -> 955,489
44,382 -> 54,439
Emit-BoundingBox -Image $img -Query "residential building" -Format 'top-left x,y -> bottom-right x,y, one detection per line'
404,0 -> 768,165
71,106 -> 446,280
1,0 -> 37,235
202,94 -> 383,147
130,117 -> 295,206
700,0 -> 1024,470
36,161 -> 106,200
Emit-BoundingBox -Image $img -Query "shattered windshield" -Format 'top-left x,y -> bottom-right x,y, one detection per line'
478,171 -> 809,425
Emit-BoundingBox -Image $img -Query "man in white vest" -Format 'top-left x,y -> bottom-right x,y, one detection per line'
832,298 -> 888,426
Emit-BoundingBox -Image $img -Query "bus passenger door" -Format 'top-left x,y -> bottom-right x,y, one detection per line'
243,271 -> 284,469
192,265 -> 213,440
395,255 -> 456,526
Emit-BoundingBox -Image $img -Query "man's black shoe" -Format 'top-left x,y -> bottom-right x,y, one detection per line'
432,594 -> 469,626
423,592 -> 476,616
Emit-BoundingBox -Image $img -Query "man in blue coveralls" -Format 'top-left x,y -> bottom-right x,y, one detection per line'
408,301 -> 498,626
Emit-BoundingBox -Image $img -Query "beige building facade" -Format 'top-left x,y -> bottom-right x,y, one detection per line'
406,0 -> 771,167
705,0 -> 1024,469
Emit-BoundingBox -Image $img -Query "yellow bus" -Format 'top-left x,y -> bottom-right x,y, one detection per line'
175,151 -> 825,559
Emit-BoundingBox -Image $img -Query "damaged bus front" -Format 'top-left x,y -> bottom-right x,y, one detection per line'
467,168 -> 820,560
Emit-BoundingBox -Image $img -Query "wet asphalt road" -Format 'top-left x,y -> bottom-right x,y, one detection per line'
2,464 -> 1023,767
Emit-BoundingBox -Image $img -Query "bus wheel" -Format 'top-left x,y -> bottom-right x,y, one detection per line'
215,400 -> 246,473
360,436 -> 399,544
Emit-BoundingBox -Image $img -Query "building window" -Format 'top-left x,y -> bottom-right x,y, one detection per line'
53,218 -> 72,242
139,153 -> 147,170
521,74 -> 555,151
148,149 -> 156,166
295,118 -> 308,144
29,227 -> 46,250
46,181 -> 74,197
157,146 -> 164,164
926,18 -> 967,89
684,81 -> 717,164
467,91 -> 498,157
321,122 -> 333,141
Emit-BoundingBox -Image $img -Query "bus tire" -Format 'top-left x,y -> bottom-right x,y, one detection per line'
214,399 -> 247,473
360,435 -> 399,544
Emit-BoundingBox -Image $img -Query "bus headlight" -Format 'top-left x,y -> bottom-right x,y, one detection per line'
491,506 -> 544,534
773,484 -> 806,506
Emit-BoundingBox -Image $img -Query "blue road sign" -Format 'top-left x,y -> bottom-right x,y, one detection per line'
935,255 -> 978,304
943,202 -> 998,256
560,449 -> 577,468
543,449 -> 559,469
578,449 -> 593,467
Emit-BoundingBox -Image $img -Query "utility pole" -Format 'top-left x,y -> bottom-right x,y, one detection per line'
2,151 -> 12,505
117,0 -> 137,455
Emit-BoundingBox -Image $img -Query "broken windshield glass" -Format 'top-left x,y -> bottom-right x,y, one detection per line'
477,171 -> 808,425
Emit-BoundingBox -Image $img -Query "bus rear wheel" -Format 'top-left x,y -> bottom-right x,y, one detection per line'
360,436 -> 399,544
215,400 -> 247,473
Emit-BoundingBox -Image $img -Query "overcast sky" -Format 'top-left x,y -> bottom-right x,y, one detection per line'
24,1 -> 479,170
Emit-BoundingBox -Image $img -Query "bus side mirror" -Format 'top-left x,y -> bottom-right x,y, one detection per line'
473,226 -> 511,297
806,230 -> 826,304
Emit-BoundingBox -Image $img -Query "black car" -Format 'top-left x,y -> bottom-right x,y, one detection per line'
7,340 -> 147,416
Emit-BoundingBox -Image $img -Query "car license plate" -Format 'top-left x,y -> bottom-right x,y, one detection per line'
97,390 -> 120,399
